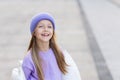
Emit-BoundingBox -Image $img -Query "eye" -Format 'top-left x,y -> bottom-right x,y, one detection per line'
38,26 -> 43,28
48,25 -> 52,28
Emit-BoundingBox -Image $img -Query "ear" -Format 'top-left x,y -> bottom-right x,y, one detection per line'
33,31 -> 36,37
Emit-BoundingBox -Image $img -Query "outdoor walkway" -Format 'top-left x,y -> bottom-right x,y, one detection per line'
0,0 -> 98,80
0,0 -> 119,80
79,0 -> 120,80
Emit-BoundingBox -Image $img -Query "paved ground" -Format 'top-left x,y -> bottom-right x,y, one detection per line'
1,0 -> 120,80
0,0 -> 98,80
79,0 -> 120,80
111,0 -> 120,6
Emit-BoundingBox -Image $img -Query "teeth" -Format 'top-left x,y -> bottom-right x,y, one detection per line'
42,34 -> 49,36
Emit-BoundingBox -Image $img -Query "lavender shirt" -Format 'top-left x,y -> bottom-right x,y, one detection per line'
22,48 -> 62,80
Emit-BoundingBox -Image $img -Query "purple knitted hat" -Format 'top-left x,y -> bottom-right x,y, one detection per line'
30,13 -> 55,34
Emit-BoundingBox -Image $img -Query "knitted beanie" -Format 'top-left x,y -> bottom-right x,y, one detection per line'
30,12 -> 55,34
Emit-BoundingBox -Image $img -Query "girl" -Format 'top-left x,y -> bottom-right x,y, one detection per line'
22,12 -> 81,80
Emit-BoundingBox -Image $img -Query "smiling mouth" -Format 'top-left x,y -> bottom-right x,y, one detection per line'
41,34 -> 49,37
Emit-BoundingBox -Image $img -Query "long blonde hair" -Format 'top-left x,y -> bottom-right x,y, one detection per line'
27,31 -> 68,80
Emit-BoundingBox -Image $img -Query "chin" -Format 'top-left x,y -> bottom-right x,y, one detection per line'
41,38 -> 51,42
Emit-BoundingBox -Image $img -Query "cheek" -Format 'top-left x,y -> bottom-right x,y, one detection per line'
50,29 -> 54,35
50,31 -> 54,39
50,31 -> 54,37
34,30 -> 41,37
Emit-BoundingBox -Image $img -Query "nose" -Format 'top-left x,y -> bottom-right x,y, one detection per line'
44,26 -> 48,31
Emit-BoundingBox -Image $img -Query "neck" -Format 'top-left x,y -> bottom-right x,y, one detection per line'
36,40 -> 50,52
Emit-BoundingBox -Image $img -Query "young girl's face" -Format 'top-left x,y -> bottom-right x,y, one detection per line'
34,20 -> 54,42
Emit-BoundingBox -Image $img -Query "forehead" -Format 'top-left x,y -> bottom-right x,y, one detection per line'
38,20 -> 52,25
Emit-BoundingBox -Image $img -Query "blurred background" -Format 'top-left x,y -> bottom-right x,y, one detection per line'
0,0 -> 120,80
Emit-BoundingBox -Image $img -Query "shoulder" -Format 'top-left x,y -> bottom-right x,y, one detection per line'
22,51 -> 34,70
60,48 -> 71,59
61,49 -> 82,80
61,49 -> 73,64
23,51 -> 32,63
61,49 -> 78,67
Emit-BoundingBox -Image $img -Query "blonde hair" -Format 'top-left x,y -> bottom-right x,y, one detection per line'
27,31 -> 68,80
